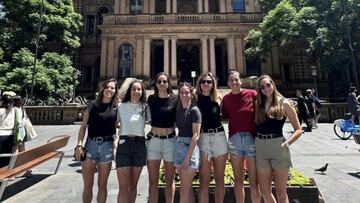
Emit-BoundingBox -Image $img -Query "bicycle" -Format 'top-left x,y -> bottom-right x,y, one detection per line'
333,113 -> 360,140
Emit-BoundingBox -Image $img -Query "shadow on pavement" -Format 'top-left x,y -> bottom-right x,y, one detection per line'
1,174 -> 51,202
348,172 -> 360,179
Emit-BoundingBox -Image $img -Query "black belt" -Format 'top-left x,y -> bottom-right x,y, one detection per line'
256,132 -> 283,139
147,132 -> 176,139
201,126 -> 224,134
119,136 -> 145,142
90,136 -> 114,142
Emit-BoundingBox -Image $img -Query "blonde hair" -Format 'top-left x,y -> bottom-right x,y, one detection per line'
195,72 -> 220,103
255,75 -> 284,124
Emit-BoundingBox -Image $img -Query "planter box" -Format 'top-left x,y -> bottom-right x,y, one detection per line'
158,179 -> 319,203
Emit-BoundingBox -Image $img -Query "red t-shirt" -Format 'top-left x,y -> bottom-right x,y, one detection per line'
221,89 -> 257,137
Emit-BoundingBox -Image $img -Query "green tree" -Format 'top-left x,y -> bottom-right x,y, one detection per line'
245,0 -> 360,95
0,48 -> 78,102
0,0 -> 82,61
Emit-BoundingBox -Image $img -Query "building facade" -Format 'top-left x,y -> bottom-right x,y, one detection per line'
73,0 -> 330,97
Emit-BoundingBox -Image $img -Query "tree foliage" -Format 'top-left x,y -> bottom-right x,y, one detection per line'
0,48 -> 79,102
0,0 -> 82,61
0,0 -> 82,101
246,0 -> 360,72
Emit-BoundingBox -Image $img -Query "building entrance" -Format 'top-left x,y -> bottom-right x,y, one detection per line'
177,40 -> 200,83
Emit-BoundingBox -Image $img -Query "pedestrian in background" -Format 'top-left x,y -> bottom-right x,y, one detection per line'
74,78 -> 119,203
296,89 -> 312,132
221,71 -> 261,203
255,74 -> 302,203
305,89 -> 316,128
347,86 -> 360,124
0,94 -> 20,167
115,80 -> 150,203
311,88 -> 321,128
174,82 -> 201,203
196,72 -> 228,203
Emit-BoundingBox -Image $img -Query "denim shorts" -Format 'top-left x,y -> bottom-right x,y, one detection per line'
147,136 -> 175,162
174,137 -> 200,169
199,131 -> 228,160
85,138 -> 114,163
116,136 -> 146,167
255,136 -> 292,169
228,132 -> 255,157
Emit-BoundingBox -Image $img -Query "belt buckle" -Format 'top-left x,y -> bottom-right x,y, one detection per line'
208,129 -> 214,134
95,137 -> 104,143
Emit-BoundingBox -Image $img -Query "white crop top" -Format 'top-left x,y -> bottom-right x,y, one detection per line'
117,102 -> 151,137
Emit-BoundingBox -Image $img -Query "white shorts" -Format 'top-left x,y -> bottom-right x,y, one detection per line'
198,131 -> 228,161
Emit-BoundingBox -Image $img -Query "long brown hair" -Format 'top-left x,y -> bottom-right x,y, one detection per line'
177,82 -> 197,110
95,78 -> 120,108
255,74 -> 284,124
195,72 -> 221,104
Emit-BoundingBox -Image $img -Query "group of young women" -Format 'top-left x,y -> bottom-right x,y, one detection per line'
74,71 -> 302,203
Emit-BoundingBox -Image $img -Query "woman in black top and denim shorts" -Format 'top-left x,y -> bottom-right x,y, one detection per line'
147,72 -> 177,203
195,72 -> 228,203
74,78 -> 119,203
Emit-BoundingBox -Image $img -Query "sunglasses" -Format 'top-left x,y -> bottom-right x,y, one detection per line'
259,83 -> 272,90
200,80 -> 213,85
157,80 -> 168,85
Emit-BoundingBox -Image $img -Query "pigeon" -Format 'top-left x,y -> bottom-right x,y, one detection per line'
314,163 -> 329,174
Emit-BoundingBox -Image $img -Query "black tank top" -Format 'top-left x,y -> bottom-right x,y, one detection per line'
257,116 -> 286,134
87,102 -> 117,138
257,98 -> 286,134
197,95 -> 222,130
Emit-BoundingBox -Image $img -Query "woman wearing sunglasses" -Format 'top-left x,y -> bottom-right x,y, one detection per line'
195,72 -> 228,203
255,74 -> 302,203
221,71 -> 261,203
147,72 -> 178,203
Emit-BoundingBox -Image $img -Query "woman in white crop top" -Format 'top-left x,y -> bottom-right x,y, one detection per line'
115,80 -> 150,203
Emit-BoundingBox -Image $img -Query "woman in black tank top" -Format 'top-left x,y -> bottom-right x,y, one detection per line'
255,75 -> 302,203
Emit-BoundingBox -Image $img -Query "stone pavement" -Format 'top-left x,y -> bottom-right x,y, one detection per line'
1,123 -> 360,203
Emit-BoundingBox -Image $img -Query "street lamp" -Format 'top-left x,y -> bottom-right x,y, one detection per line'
310,65 -> 318,96
30,0 -> 44,98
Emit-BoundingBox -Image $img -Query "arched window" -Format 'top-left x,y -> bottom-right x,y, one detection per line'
96,7 -> 109,36
233,0 -> 245,12
118,44 -> 133,78
130,0 -> 142,14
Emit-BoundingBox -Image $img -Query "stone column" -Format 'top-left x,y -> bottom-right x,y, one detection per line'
201,35 -> 209,73
163,36 -> 170,74
235,35 -> 245,74
120,0 -> 126,14
226,0 -> 232,12
143,0 -> 149,13
149,0 -> 155,13
204,0 -> 209,13
219,0 -> 226,13
100,38 -> 108,78
135,37 -> 143,76
115,0 -> 120,14
107,38 -> 115,77
166,0 -> 171,13
144,37 -> 151,77
227,35 -> 236,70
172,0 -> 177,13
209,35 -> 216,75
198,0 -> 203,13
171,36 -> 177,78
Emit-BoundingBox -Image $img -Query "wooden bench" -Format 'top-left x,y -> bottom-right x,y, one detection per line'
0,135 -> 70,200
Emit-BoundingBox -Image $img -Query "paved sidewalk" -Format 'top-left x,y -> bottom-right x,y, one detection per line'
2,123 -> 360,203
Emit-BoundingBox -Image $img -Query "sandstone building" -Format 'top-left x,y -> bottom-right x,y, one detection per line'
73,0 -> 329,97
